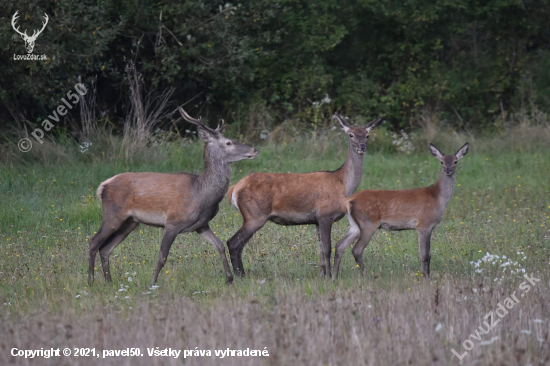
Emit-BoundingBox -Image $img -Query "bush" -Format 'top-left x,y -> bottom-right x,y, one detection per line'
1,0 -> 549,136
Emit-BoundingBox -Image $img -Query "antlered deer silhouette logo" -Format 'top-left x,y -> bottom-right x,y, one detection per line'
11,11 -> 49,54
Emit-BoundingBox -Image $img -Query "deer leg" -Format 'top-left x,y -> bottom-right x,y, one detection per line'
151,226 -> 180,285
315,225 -> 321,272
351,225 -> 377,276
417,228 -> 433,279
98,219 -> 138,282
317,218 -> 334,278
88,219 -> 124,285
227,219 -> 265,277
197,225 -> 234,284
332,226 -> 361,280
236,242 -> 247,277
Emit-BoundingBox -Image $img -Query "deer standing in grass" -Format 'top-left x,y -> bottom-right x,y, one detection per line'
89,107 -> 259,285
226,114 -> 384,278
332,143 -> 469,279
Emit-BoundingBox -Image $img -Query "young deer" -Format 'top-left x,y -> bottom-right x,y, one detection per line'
332,143 -> 469,279
226,114 -> 384,278
89,107 -> 259,285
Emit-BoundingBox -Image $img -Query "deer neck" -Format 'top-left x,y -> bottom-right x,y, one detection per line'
433,170 -> 456,209
338,143 -> 365,196
199,145 -> 231,200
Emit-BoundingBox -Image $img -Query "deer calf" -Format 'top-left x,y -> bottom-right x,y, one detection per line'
89,107 -> 258,285
332,143 -> 469,279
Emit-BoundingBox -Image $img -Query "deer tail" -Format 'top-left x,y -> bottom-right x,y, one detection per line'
96,175 -> 118,202
342,197 -> 353,215
226,185 -> 236,205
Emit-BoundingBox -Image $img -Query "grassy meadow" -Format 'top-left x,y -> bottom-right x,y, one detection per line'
0,125 -> 549,365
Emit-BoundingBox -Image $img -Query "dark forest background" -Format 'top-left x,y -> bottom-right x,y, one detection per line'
1,0 -> 550,136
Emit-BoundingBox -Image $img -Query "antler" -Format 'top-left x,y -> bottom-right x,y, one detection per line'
215,119 -> 225,133
11,11 -> 27,38
177,107 -> 219,134
30,13 -> 48,40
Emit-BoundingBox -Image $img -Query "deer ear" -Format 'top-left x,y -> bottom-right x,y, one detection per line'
197,127 -> 215,142
365,116 -> 384,133
455,142 -> 469,160
429,143 -> 444,159
333,113 -> 351,132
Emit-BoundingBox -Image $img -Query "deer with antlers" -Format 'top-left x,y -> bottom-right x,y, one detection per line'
11,11 -> 49,54
89,108 -> 259,285
332,143 -> 469,279
226,113 -> 384,278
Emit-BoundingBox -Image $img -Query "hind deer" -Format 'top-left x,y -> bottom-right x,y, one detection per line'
226,113 -> 384,278
332,143 -> 469,279
89,107 -> 259,285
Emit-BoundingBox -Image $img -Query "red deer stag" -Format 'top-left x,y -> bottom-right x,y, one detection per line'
89,107 -> 259,285
226,114 -> 384,278
332,143 -> 469,279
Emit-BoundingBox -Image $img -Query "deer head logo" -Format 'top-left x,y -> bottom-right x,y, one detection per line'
11,11 -> 49,54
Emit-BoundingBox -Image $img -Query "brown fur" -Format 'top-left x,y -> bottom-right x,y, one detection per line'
226,114 -> 385,277
225,185 -> 235,205
343,186 -> 442,231
229,171 -> 348,225
332,142 -> 469,279
98,172 -> 204,228
88,108 -> 258,286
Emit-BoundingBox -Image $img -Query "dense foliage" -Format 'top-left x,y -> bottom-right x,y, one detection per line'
1,0 -> 549,132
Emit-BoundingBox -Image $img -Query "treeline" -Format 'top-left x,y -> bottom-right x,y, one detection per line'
2,0 -> 550,134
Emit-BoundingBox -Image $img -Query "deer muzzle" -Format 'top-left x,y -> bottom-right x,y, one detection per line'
245,149 -> 259,159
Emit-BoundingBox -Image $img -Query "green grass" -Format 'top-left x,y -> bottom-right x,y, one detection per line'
0,134 -> 549,365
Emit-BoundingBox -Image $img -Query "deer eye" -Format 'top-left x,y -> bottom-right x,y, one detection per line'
453,161 -> 458,164
349,134 -> 354,138
441,161 -> 444,164
366,135 -> 369,139
226,141 -> 232,146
